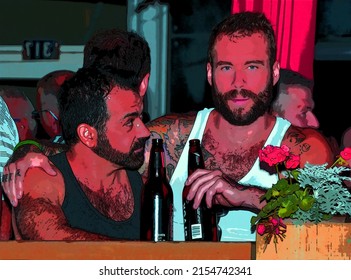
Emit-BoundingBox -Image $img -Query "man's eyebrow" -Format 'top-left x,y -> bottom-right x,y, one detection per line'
216,61 -> 233,66
244,60 -> 265,65
122,111 -> 140,120
216,60 -> 265,66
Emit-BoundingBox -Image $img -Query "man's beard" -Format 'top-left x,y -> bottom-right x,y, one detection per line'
211,78 -> 273,126
92,131 -> 148,170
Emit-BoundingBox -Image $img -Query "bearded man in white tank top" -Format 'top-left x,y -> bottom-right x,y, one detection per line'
142,12 -> 334,241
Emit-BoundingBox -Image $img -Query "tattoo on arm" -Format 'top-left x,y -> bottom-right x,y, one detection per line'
286,131 -> 305,146
286,131 -> 310,155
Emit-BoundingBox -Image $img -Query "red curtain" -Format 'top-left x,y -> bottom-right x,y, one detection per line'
231,0 -> 317,80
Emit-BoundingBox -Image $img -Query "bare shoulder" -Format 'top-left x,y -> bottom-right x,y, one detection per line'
282,126 -> 334,166
141,111 -> 197,180
146,111 -> 197,137
23,165 -> 65,205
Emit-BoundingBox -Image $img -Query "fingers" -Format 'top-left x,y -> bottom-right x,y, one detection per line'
1,153 -> 56,208
186,169 -> 237,209
2,163 -> 19,207
27,152 -> 56,176
41,160 -> 57,176
187,169 -> 223,208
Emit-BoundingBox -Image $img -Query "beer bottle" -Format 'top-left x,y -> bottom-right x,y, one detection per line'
183,139 -> 218,241
140,138 -> 173,241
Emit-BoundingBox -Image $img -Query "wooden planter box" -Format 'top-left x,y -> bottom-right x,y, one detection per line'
256,219 -> 351,259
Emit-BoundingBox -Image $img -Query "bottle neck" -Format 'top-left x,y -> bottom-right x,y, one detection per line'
149,150 -> 166,178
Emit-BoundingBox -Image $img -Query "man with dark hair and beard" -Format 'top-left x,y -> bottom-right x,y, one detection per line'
142,12 -> 334,242
12,65 -> 150,240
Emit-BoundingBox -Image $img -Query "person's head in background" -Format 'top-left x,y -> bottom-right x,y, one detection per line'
271,68 -> 319,128
83,29 -> 151,123
36,70 -> 75,139
0,86 -> 37,140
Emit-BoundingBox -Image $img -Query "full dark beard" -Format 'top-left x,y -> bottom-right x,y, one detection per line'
92,132 -> 148,170
211,78 -> 273,126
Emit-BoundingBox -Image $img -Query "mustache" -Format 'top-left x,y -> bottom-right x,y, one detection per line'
131,137 -> 149,151
223,89 -> 258,100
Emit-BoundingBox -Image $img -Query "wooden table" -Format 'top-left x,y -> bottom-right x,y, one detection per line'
0,241 -> 254,260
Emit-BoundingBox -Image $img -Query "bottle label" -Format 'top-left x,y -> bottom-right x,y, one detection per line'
153,194 -> 166,241
191,224 -> 203,239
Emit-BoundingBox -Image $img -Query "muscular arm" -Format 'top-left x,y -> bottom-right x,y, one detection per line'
14,168 -> 110,240
2,140 -> 67,206
282,126 -> 334,166
187,126 -> 335,211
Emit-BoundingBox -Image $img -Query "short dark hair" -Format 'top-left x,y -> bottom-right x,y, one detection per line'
278,68 -> 313,90
83,29 -> 151,86
207,12 -> 276,68
58,65 -> 139,146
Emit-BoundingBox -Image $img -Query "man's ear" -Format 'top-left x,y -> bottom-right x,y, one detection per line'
272,61 -> 280,86
139,73 -> 150,97
77,123 -> 97,148
207,63 -> 213,86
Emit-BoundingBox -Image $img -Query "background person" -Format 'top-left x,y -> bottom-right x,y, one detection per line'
271,68 -> 319,129
83,29 -> 151,123
0,96 -> 19,239
35,70 -> 75,143
270,68 -> 340,155
0,86 -> 37,141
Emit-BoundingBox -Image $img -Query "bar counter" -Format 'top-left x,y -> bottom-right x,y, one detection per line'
0,241 -> 254,260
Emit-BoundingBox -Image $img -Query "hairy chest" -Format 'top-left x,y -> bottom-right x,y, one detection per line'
78,178 -> 134,222
202,140 -> 266,182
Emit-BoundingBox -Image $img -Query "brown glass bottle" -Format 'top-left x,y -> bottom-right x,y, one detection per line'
140,138 -> 173,241
183,139 -> 218,241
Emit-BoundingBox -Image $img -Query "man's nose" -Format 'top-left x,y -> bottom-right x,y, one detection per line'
232,70 -> 246,89
137,121 -> 151,138
306,111 -> 319,129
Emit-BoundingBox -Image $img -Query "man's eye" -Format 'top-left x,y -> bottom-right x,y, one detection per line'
220,65 -> 231,71
247,65 -> 258,70
125,120 -> 134,127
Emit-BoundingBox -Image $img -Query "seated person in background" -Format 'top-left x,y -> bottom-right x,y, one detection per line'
13,65 -> 150,240
83,29 -> 151,122
271,68 -> 318,129
271,68 -> 339,154
0,87 -> 37,141
35,70 -> 75,143
0,96 -> 19,239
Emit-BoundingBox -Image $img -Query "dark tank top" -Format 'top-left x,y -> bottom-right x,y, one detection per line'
49,152 -> 141,240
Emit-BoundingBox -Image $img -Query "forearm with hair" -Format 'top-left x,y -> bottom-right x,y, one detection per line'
9,141 -> 68,164
221,174 -> 266,210
8,144 -> 41,164
15,195 -> 112,241
39,140 -> 68,156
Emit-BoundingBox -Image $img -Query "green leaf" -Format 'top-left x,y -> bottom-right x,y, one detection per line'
291,169 -> 300,181
299,196 -> 315,211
